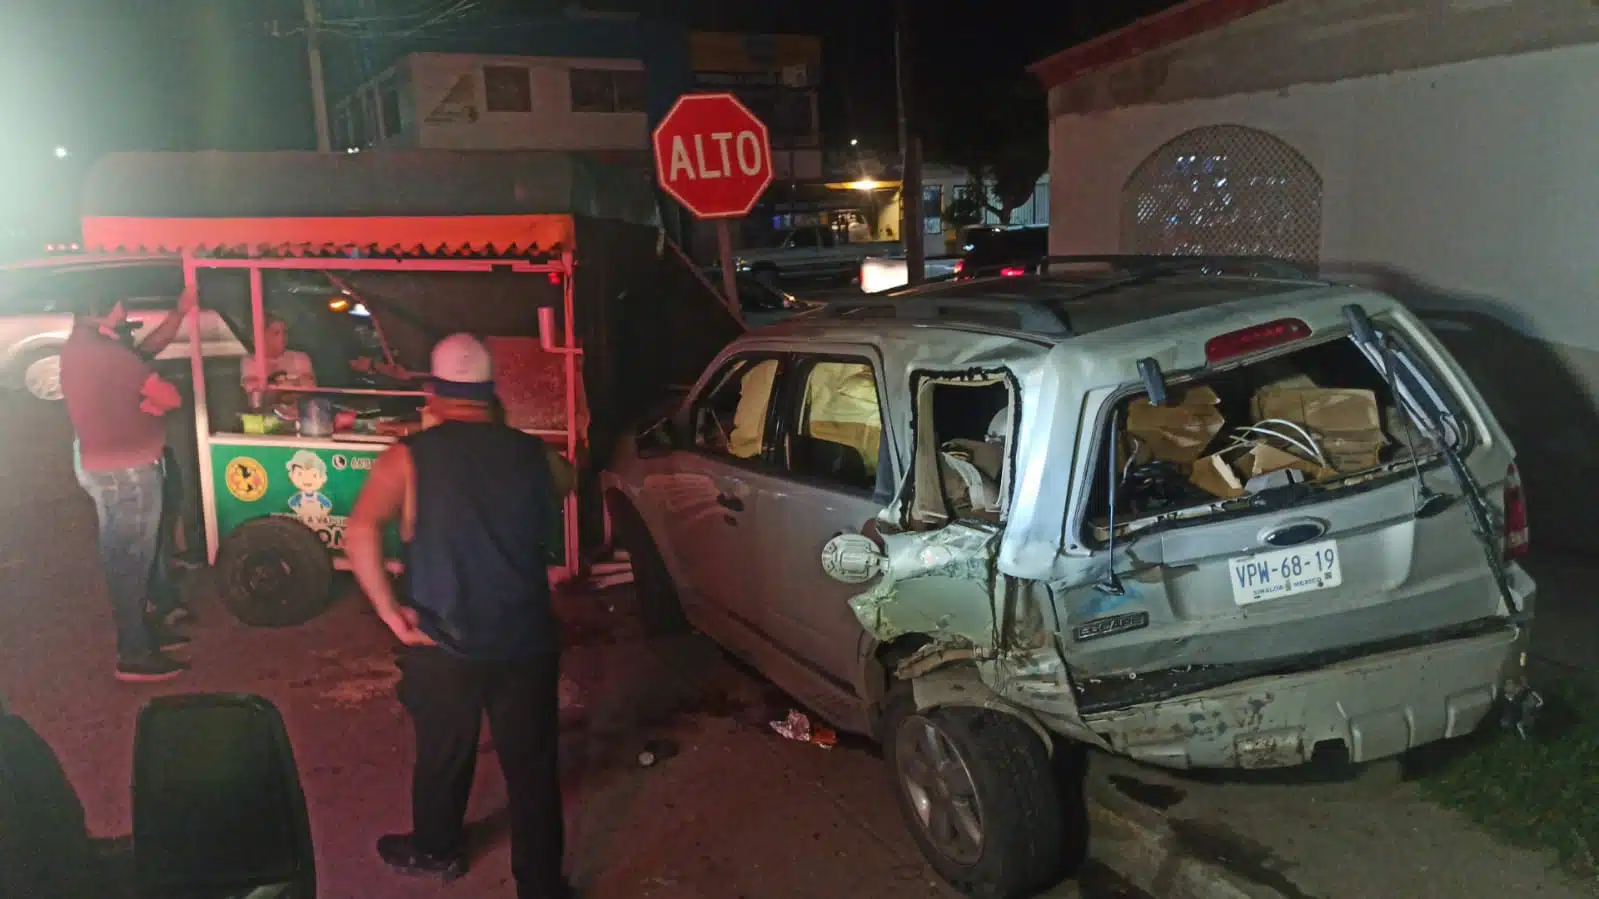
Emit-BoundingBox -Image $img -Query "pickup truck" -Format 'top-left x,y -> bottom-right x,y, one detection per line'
732,226 -> 899,283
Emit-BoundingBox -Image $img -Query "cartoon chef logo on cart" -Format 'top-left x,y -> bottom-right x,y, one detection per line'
286,450 -> 335,528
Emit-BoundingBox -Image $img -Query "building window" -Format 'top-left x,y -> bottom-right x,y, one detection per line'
484,65 -> 532,113
734,89 -> 815,147
570,68 -> 647,113
379,80 -> 403,138
922,186 -> 943,235
614,69 -> 647,113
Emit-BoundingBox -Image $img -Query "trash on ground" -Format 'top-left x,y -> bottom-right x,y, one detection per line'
581,556 -> 635,590
558,675 -> 583,711
770,710 -> 837,748
590,571 -> 635,590
638,738 -> 680,767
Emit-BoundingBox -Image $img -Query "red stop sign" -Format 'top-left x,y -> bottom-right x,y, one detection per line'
652,93 -> 773,220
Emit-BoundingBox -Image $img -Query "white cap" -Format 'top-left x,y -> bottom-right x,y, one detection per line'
430,333 -> 495,399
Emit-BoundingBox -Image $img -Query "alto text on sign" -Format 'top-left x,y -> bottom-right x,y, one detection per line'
651,92 -> 774,220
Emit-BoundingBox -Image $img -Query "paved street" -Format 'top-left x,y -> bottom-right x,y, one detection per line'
1,390 -> 1593,899
0,395 -> 1144,899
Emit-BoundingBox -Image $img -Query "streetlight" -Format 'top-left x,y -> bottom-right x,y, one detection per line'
849,138 -> 859,147
53,146 -> 69,159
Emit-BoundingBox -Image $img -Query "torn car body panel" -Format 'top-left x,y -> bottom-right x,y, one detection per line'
607,266 -> 1535,771
842,285 -> 1532,764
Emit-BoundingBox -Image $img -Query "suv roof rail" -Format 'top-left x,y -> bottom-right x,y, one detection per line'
1032,254 -> 1315,281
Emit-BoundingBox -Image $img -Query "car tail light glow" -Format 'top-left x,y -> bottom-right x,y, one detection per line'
1204,318 -> 1312,364
1502,463 -> 1529,561
1000,266 -> 1026,277
953,259 -> 964,276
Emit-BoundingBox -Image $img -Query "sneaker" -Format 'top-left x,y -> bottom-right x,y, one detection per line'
162,604 -> 197,627
115,653 -> 188,683
148,623 -> 191,652
376,833 -> 467,882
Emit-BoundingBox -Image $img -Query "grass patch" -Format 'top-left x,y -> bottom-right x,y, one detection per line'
1416,665 -> 1599,882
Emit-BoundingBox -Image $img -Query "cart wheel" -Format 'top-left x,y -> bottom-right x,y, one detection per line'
216,517 -> 335,628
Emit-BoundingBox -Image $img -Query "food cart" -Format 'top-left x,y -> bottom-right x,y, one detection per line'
79,150 -> 742,627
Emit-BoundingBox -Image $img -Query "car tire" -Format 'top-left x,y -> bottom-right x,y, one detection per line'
607,492 -> 689,635
883,684 -> 1074,899
14,346 -> 65,402
215,517 -> 335,628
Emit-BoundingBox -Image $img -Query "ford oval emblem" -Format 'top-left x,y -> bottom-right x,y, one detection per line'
1261,521 -> 1327,548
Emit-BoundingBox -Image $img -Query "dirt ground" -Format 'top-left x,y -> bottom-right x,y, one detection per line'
0,396 -> 1143,899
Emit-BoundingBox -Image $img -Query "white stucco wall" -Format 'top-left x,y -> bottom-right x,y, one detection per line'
1050,41 -> 1599,351
1048,41 -> 1599,547
409,53 -> 649,152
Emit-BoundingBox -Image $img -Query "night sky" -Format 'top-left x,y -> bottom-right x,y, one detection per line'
0,0 -> 1177,225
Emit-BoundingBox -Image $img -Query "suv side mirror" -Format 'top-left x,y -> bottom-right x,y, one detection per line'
133,694 -> 315,899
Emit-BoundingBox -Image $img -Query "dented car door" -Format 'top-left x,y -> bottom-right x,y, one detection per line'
649,354 -> 785,620
759,352 -> 896,699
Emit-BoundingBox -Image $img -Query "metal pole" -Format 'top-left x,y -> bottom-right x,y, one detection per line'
716,220 -> 743,324
182,254 -> 221,564
303,0 -> 333,152
894,0 -> 925,285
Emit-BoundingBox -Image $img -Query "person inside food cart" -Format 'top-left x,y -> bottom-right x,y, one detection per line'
240,313 -> 316,411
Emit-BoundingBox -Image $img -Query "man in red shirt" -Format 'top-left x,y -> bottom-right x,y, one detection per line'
62,291 -> 194,682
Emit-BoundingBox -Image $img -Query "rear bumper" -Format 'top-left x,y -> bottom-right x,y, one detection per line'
1082,618 -> 1530,769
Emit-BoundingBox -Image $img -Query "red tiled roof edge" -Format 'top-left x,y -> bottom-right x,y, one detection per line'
1029,0 -> 1290,88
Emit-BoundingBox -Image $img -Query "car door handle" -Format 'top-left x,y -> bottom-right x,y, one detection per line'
715,493 -> 744,512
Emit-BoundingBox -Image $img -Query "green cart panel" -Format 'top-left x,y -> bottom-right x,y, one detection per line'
209,441 -> 563,565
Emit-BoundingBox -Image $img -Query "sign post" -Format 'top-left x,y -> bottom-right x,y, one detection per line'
651,92 -> 775,324
714,220 -> 738,319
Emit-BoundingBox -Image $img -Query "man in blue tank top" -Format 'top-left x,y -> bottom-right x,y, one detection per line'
346,333 -> 575,899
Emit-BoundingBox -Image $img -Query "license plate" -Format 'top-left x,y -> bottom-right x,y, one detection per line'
1228,540 -> 1342,606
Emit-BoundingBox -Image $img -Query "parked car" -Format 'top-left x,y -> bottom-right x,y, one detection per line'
859,253 -> 962,294
0,254 -> 246,400
732,225 -> 899,284
602,255 -> 1537,898
859,224 -> 1049,293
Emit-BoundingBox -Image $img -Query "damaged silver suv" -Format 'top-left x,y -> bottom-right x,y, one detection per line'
601,256 -> 1536,898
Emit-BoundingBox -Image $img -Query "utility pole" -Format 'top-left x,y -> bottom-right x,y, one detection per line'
894,0 -> 925,285
303,0 -> 332,152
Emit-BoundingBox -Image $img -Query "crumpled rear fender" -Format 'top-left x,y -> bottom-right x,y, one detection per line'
842,522 -> 1102,747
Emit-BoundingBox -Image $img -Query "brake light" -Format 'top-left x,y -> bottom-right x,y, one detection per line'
1204,318 -> 1312,363
953,259 -> 964,276
1502,463 -> 1529,561
1000,266 -> 1026,277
